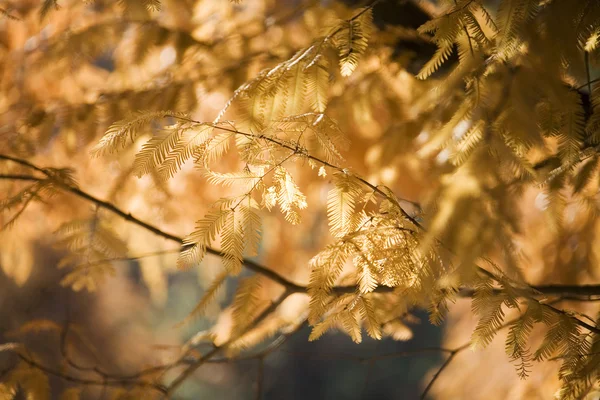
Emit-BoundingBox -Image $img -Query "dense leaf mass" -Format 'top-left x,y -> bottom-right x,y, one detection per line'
2,0 -> 600,398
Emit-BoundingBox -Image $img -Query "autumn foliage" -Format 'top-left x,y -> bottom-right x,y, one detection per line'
2,0 -> 600,398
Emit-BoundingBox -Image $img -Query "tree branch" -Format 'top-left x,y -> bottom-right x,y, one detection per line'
4,155 -> 600,301
17,353 -> 167,393
419,349 -> 460,400
0,174 -> 40,182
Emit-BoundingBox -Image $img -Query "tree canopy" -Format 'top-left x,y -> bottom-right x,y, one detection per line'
2,0 -> 600,398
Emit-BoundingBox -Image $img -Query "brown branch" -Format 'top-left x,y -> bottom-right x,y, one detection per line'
172,117 -> 424,229
181,110 -> 600,338
542,302 -> 600,334
577,77 -> 600,91
534,284 -> 600,297
0,174 -> 40,182
4,79 -> 600,386
5,155 -> 600,300
17,353 -> 167,393
419,348 -> 462,400
416,295 -> 592,398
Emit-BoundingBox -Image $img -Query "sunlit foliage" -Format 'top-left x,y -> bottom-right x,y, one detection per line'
2,0 -> 600,398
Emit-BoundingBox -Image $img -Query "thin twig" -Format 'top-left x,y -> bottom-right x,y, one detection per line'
69,249 -> 181,270
418,296 -> 570,399
17,354 -> 167,393
164,289 -> 294,395
0,174 -> 40,182
576,77 -> 600,91
419,350 -> 460,400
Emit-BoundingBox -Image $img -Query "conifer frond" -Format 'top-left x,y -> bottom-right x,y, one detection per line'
176,270 -> 228,327
179,208 -> 231,269
239,197 -> 262,256
334,9 -> 373,77
93,111 -> 187,157
558,91 -> 585,164
418,5 -> 462,43
308,242 -> 351,324
354,250 -> 378,294
471,294 -> 506,348
275,113 -> 349,163
205,170 -> 262,189
505,309 -> 535,379
462,8 -> 491,46
54,218 -> 127,292
534,314 -> 580,362
309,312 -> 340,341
237,93 -> 270,134
417,42 -> 454,80
537,316 -> 591,397
428,286 -> 456,326
340,308 -> 362,343
133,124 -> 212,180
312,118 -> 349,163
229,41 -> 333,133
450,120 -> 484,165
17,1 -> 600,394
45,167 -> 78,189
415,1 -> 478,80
231,275 -> 262,335
305,56 -> 330,113
283,64 -> 308,117
494,0 -> 537,60
475,1 -> 499,34
588,83 -> 600,143
178,196 -> 257,273
273,167 -> 307,225
327,171 -> 363,238
221,205 -> 246,274
471,279 -> 514,349
358,295 -> 382,340
200,132 -> 235,166
1,168 -> 78,229
1,185 -> 43,230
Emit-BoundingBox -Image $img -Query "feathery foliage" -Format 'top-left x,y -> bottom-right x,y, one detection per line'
5,0 -> 600,397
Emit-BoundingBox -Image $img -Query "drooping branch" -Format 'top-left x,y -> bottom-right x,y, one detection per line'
16,353 -> 167,394
4,154 -> 600,300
